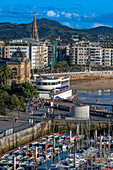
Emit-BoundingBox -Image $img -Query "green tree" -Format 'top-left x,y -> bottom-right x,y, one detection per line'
0,84 -> 11,94
12,85 -> 34,98
8,94 -> 20,118
11,82 -> 39,111
0,89 -> 10,115
0,65 -> 12,85
1,108 -> 7,116
55,61 -> 69,69
17,96 -> 25,117
15,82 -> 38,98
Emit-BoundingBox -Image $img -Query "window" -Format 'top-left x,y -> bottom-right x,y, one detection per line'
52,82 -> 56,85
42,82 -> 47,85
12,67 -> 17,76
11,80 -> 16,87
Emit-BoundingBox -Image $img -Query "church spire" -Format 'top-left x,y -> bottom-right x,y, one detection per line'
31,13 -> 39,41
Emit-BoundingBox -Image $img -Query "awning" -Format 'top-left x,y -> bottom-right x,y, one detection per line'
55,96 -> 62,99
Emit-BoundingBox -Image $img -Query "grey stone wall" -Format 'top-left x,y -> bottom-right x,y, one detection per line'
0,121 -> 51,151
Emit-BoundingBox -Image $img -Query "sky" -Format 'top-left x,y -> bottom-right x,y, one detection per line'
0,0 -> 113,29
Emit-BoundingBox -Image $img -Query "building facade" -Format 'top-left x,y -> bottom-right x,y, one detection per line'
68,42 -> 111,66
0,48 -> 31,86
2,38 -> 49,69
48,41 -> 58,67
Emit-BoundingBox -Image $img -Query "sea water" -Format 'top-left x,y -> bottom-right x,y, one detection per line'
77,89 -> 113,112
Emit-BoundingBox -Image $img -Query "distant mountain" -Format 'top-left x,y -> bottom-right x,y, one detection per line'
0,18 -> 113,40
82,26 -> 113,36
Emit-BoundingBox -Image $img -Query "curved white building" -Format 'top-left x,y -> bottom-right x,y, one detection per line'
36,77 -> 70,90
35,76 -> 72,99
74,105 -> 89,119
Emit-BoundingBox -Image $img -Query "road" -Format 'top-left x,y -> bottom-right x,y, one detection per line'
0,105 -> 112,135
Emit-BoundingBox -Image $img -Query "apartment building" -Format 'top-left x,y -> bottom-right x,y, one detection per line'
102,49 -> 113,66
68,43 -> 90,66
36,43 -> 48,69
68,42 -> 103,66
1,38 -> 49,69
89,47 -> 102,66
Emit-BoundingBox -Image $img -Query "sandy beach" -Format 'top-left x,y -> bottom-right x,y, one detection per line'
70,78 -> 113,91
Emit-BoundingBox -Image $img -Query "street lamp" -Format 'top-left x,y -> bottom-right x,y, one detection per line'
49,89 -> 54,119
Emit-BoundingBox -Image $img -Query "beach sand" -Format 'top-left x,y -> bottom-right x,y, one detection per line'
70,78 -> 113,91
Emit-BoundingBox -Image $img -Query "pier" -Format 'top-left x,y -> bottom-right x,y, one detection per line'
82,102 -> 113,112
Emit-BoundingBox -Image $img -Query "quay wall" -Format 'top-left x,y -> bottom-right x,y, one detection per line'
0,121 -> 51,153
0,120 -> 112,154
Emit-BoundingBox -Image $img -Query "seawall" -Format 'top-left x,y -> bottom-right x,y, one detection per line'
40,71 -> 113,81
0,120 -> 51,154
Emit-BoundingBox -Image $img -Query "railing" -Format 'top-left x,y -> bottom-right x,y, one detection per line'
33,70 -> 113,76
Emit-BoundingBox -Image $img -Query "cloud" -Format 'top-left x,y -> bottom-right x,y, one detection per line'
76,24 -> 79,28
61,12 -> 72,18
84,15 -> 88,18
83,13 -> 97,18
46,11 -> 60,17
73,13 -> 80,17
62,22 -> 71,27
35,13 -> 40,16
92,23 -> 103,27
1,3 -> 113,29
91,23 -> 112,28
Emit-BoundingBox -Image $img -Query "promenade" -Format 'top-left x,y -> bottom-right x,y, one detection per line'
33,70 -> 113,90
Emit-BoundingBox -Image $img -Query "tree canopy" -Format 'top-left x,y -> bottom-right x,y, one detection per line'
12,82 -> 38,98
54,61 -> 69,68
0,89 -> 25,116
0,89 -> 10,111
0,82 -> 38,116
0,82 -> 38,99
0,65 -> 12,85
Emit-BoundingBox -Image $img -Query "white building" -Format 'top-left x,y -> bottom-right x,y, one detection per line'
66,104 -> 90,120
68,42 -> 102,66
102,49 -> 113,66
90,47 -> 102,66
8,39 -> 29,59
36,43 -> 48,69
35,76 -> 72,99
74,105 -> 89,119
6,38 -> 49,69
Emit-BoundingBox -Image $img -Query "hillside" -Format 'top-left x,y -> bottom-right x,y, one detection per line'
0,18 -> 113,40
82,26 -> 113,36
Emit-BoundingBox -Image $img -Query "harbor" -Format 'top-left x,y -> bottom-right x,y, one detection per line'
0,124 -> 113,169
1,77 -> 113,169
